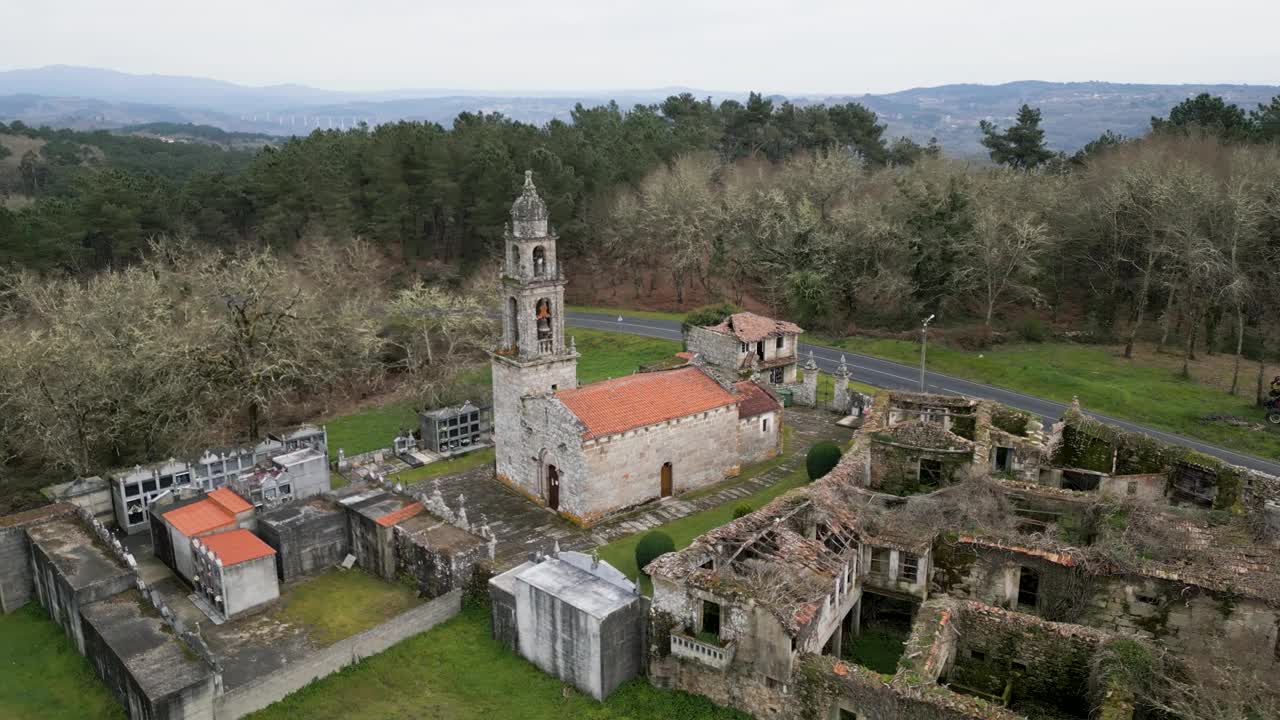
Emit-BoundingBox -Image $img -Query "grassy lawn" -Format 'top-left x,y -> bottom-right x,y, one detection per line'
845,627 -> 907,676
323,398 -> 418,461
822,337 -> 1280,460
273,568 -> 422,646
568,305 -> 687,322
394,448 -> 495,484
598,460 -> 812,595
0,605 -> 124,720
247,605 -> 746,720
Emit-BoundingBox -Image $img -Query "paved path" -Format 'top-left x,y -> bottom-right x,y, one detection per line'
404,407 -> 850,568
566,310 -> 1280,476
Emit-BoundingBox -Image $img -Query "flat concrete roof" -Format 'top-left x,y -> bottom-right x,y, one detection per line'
80,590 -> 214,700
26,519 -> 131,591
273,447 -> 324,467
514,558 -> 639,620
397,514 -> 485,552
259,497 -> 344,528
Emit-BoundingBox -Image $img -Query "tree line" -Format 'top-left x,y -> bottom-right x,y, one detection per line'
0,93 -> 931,274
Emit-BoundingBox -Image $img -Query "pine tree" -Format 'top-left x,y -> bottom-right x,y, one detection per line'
979,104 -> 1055,170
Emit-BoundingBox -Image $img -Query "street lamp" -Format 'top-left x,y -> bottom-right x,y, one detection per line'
919,314 -> 935,392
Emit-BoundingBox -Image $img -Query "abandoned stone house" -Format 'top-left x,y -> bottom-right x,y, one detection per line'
644,389 -> 1280,720
686,312 -> 804,388
491,172 -> 786,526
107,424 -> 328,534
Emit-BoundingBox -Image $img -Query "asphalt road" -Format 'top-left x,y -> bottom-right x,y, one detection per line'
566,310 -> 1280,476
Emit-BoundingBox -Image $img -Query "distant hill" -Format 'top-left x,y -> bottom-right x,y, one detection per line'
2,66 -> 1277,152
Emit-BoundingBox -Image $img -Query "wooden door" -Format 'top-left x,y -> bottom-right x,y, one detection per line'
660,462 -> 673,498
546,465 -> 560,510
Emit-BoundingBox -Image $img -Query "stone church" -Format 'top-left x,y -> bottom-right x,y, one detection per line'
491,172 -> 791,526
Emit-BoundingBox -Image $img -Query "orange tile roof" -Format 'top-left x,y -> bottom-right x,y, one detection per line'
708,312 -> 803,343
375,502 -> 424,527
734,380 -> 781,419
208,487 -> 252,515
199,528 -> 276,566
164,500 -> 234,538
557,367 -> 737,440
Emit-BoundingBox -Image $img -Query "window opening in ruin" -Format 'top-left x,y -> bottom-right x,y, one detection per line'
776,336 -> 784,350
700,599 -> 721,640
1011,661 -> 1027,674
756,341 -> 765,361
993,446 -> 1012,473
740,342 -> 748,352
1135,592 -> 1160,605
1017,566 -> 1040,609
919,459 -> 943,486
969,648 -> 985,661
922,407 -> 945,425
1061,469 -> 1101,492
869,548 -> 889,578
899,553 -> 919,582
770,367 -> 784,384
762,418 -> 770,433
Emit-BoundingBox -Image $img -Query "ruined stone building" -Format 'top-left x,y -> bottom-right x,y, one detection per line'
645,389 -> 1280,720
491,172 -> 786,526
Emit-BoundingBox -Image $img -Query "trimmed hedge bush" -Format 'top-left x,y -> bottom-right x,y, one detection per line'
635,531 -> 676,575
732,503 -> 753,519
806,441 -> 843,481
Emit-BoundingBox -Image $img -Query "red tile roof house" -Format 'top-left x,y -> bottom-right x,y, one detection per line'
149,487 -> 257,584
191,527 -> 279,620
489,172 -> 790,527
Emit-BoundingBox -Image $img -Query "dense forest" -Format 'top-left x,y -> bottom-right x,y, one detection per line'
2,90 -> 1280,502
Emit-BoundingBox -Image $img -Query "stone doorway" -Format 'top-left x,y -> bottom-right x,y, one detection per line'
660,462 -> 673,498
546,465 -> 560,510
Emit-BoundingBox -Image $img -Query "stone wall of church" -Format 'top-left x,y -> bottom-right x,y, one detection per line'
575,405 -> 740,525
492,356 -> 580,503
739,411 -> 782,465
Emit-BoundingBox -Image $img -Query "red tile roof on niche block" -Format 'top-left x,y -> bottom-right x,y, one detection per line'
556,367 -> 737,440
734,381 -> 781,419
164,501 -> 235,538
199,528 -> 277,566
208,487 -> 252,515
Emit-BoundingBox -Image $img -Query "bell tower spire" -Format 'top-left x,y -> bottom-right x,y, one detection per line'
499,170 -> 569,360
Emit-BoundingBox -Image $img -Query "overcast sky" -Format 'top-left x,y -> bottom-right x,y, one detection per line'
3,0 -> 1278,94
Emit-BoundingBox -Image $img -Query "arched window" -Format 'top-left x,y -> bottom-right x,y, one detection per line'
532,245 -> 546,277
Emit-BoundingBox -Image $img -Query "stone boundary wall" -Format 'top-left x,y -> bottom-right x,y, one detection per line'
212,589 -> 462,720
0,503 -> 78,613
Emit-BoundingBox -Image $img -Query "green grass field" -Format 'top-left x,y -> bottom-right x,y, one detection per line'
273,568 -> 422,646
0,605 -> 124,720
247,605 -> 746,720
394,448 -> 495,484
323,329 -> 679,461
824,337 -> 1280,460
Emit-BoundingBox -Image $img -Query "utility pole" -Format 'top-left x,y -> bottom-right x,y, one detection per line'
919,314 -> 935,392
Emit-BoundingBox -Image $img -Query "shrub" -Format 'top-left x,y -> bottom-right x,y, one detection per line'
947,325 -> 997,350
635,531 -> 676,575
1016,313 -> 1047,343
806,441 -> 843,481
732,503 -> 753,519
681,303 -> 741,336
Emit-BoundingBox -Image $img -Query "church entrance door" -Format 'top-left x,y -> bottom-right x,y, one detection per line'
546,465 -> 560,510
660,462 -> 673,498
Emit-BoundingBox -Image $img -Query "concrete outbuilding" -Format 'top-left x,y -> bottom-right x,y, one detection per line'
489,551 -> 645,701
